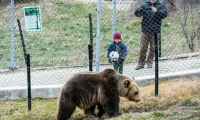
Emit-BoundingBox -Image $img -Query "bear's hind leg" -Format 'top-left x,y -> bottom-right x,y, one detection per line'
84,105 -> 96,117
97,103 -> 105,118
57,91 -> 76,120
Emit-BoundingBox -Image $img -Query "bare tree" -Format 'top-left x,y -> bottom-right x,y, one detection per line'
162,0 -> 177,13
179,1 -> 200,52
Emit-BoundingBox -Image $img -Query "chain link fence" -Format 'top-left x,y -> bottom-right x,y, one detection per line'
0,0 -> 200,88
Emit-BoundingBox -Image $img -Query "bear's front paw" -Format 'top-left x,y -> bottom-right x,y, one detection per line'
109,112 -> 122,118
117,113 -> 122,116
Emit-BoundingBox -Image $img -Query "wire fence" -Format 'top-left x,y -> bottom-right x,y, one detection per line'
0,0 -> 200,88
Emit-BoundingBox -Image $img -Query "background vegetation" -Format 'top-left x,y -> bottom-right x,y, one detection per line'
0,0 -> 199,70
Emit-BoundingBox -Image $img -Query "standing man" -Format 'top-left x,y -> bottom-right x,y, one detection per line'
135,0 -> 167,70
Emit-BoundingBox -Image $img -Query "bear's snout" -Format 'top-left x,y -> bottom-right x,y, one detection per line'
128,98 -> 141,102
134,98 -> 141,102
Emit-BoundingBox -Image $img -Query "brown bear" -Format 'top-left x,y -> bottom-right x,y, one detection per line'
57,68 -> 141,120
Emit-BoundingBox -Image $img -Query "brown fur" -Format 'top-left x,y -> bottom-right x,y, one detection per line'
57,68 -> 141,120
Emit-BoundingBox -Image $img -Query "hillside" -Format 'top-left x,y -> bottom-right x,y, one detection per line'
0,0 -> 199,70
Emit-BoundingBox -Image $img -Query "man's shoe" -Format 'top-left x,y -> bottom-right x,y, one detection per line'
135,66 -> 144,70
147,64 -> 152,68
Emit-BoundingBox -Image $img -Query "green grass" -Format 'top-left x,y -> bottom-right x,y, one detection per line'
0,0 -> 199,69
0,98 -> 57,120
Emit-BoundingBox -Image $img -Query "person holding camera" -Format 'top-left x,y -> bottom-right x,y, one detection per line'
134,0 -> 167,70
107,32 -> 127,74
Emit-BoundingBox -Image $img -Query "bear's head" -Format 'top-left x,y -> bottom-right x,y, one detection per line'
118,76 -> 141,102
101,68 -> 141,102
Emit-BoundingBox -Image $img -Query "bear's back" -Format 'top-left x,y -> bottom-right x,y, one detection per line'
63,72 -> 103,109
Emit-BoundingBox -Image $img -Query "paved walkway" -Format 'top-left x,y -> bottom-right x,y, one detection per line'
0,57 -> 200,88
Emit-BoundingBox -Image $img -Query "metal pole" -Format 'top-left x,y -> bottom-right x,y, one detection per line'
7,0 -> 17,69
17,19 -> 31,110
112,0 -> 116,39
96,0 -> 101,72
27,54 -> 31,111
88,44 -> 93,71
89,14 -> 93,71
89,14 -> 93,45
159,32 -> 161,57
154,33 -> 159,96
17,19 -> 27,65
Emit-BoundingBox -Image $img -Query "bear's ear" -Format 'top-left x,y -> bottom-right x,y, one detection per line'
123,79 -> 131,88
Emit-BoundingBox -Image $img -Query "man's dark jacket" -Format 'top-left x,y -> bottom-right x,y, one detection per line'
135,0 -> 168,34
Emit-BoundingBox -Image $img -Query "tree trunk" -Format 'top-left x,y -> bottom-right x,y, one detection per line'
162,0 -> 177,13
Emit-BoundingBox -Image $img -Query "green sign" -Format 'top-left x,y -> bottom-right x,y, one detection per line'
24,6 -> 42,31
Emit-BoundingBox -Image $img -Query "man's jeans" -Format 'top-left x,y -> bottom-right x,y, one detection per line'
138,32 -> 160,67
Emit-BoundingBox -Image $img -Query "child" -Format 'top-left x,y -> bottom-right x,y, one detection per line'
107,32 -> 127,74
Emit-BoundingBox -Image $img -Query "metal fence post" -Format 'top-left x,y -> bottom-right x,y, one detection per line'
159,32 -> 161,57
7,0 -> 17,69
17,19 -> 31,110
88,14 -> 93,71
112,0 -> 116,39
17,19 -> 27,65
154,33 -> 159,96
27,54 -> 31,111
96,0 -> 101,72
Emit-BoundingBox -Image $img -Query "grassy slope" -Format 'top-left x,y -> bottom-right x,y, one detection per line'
0,1 -> 176,69
0,1 -> 199,69
0,78 -> 199,120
